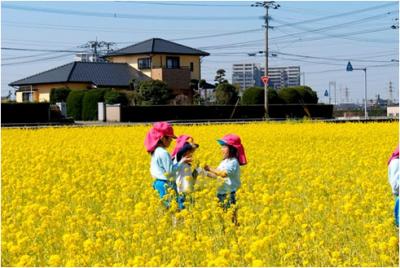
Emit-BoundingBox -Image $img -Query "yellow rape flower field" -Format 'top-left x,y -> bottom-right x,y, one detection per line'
2,122 -> 399,267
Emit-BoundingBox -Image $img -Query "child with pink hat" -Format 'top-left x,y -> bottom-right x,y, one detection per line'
204,133 -> 247,211
171,135 -> 200,209
144,122 -> 191,208
388,145 -> 399,226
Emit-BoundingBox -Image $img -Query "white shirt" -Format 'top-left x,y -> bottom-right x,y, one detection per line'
389,158 -> 399,196
174,159 -> 196,193
216,158 -> 241,194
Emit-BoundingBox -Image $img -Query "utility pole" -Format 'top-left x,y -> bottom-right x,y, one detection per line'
345,87 -> 349,103
80,39 -> 116,61
328,81 -> 336,105
251,1 -> 280,119
388,81 -> 393,105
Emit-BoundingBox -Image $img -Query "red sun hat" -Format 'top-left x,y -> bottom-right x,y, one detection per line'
144,121 -> 177,153
388,145 -> 399,165
171,135 -> 198,158
217,134 -> 247,165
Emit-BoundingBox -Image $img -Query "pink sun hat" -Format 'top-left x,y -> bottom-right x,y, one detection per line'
171,135 -> 199,158
144,122 -> 177,153
388,145 -> 399,165
217,134 -> 247,165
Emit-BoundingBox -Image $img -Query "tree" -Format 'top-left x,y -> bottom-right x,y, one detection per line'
295,86 -> 318,104
278,86 -> 318,104
199,79 -> 207,89
134,80 -> 173,105
214,69 -> 228,85
278,87 -> 301,104
104,90 -> 128,105
241,87 -> 282,105
215,83 -> 238,105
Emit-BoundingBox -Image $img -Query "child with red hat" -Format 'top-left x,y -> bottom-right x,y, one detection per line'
388,145 -> 399,227
144,122 -> 191,208
204,134 -> 247,211
171,135 -> 200,209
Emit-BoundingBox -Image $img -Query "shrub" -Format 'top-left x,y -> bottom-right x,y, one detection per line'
278,87 -> 301,104
215,83 -> 238,105
278,86 -> 319,104
66,90 -> 85,120
82,89 -> 106,121
134,80 -> 172,105
50,87 -> 71,104
104,90 -> 128,105
241,87 -> 283,105
293,86 -> 318,104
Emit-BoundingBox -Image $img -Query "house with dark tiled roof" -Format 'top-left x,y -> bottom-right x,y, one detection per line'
10,38 -> 209,103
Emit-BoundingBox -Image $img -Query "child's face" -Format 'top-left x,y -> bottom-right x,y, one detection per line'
221,145 -> 229,159
183,148 -> 195,158
161,136 -> 173,148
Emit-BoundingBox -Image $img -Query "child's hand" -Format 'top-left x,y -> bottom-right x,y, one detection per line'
181,156 -> 192,164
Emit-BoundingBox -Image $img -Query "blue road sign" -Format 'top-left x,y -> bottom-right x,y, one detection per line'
324,90 -> 329,97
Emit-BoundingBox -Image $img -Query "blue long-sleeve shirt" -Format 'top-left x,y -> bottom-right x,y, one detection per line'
150,147 -> 182,181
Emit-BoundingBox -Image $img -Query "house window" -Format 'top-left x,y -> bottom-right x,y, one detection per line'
22,92 -> 32,102
166,57 -> 180,69
190,62 -> 194,72
138,58 -> 151,69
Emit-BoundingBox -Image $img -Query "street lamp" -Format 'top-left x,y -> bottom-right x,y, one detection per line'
346,61 -> 368,119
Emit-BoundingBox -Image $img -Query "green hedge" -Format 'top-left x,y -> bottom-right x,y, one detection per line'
82,89 -> 106,120
241,87 -> 283,105
50,87 -> 71,104
104,90 -> 128,105
66,90 -> 85,120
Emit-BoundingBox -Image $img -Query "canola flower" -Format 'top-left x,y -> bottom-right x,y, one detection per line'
2,122 -> 399,266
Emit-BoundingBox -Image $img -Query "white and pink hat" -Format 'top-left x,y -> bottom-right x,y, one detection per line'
171,135 -> 199,158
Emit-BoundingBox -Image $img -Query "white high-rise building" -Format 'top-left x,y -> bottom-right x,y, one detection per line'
232,63 -> 301,90
260,66 -> 301,89
231,63 -> 263,92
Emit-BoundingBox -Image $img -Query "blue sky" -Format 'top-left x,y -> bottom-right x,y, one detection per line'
1,1 -> 399,103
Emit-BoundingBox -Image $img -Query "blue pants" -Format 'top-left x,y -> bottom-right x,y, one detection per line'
395,196 -> 399,227
217,191 -> 236,210
152,179 -> 184,209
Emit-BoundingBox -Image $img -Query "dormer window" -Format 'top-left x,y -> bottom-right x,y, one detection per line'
138,58 -> 151,69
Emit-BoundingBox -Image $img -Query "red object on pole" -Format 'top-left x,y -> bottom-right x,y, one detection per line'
261,76 -> 269,85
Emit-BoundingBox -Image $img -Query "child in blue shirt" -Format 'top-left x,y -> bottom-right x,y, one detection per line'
144,122 -> 191,208
204,134 -> 247,211
388,145 -> 399,226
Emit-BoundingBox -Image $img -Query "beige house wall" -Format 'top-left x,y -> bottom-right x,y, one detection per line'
107,55 -> 152,77
106,54 -> 202,80
16,83 -> 90,103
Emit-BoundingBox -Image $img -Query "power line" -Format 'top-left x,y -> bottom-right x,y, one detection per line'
2,53 -> 73,66
272,10 -> 397,40
2,4 -> 259,20
171,28 -> 262,41
275,2 -> 397,28
2,47 -> 86,53
119,1 -> 250,7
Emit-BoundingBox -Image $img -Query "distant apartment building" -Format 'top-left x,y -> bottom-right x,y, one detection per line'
260,66 -> 301,89
232,63 -> 301,90
231,63 -> 263,92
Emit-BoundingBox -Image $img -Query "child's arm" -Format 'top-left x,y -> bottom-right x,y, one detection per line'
204,165 -> 228,177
